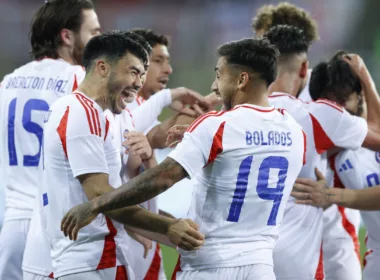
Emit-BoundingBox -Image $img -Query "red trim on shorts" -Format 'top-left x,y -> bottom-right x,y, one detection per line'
309,113 -> 335,154
48,272 -> 54,279
144,243 -> 162,280
205,121 -> 226,166
57,106 -> 70,158
72,74 -> 78,92
116,265 -> 128,280
315,99 -> 343,112
315,245 -> 324,280
171,256 -> 181,280
329,155 -> 361,261
104,118 -> 110,140
97,217 -> 117,270
187,111 -> 224,133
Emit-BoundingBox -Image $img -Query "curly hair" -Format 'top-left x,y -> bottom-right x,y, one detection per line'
252,2 -> 318,44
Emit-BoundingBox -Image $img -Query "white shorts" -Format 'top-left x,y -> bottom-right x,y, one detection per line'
173,264 -> 275,280
274,204 -> 324,279
322,205 -> 361,280
0,219 -> 30,280
23,271 -> 52,280
57,266 -> 134,280
363,249 -> 380,280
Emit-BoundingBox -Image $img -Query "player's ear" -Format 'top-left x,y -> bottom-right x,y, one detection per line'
299,60 -> 309,79
95,60 -> 109,78
60,29 -> 74,48
237,72 -> 249,89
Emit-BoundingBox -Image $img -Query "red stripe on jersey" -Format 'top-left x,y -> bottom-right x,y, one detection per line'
97,217 -> 117,270
171,257 -> 181,280
309,113 -> 335,154
82,96 -> 100,136
144,243 -> 162,280
314,245 -> 324,280
329,155 -> 361,262
363,249 -> 373,267
48,272 -> 54,279
57,106 -> 70,159
237,105 -> 275,112
72,74 -> 78,92
75,94 -> 95,134
315,99 -> 343,112
302,130 -> 307,165
205,121 -> 226,165
104,118 -> 110,141
125,107 -> 136,128
187,111 -> 223,133
116,265 -> 128,280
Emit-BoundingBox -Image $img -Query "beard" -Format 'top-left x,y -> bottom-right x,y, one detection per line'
106,72 -> 124,115
72,35 -> 85,65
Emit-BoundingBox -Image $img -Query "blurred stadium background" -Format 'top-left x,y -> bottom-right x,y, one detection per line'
0,0 -> 379,277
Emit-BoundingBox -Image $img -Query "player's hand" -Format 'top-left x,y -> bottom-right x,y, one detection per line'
167,219 -> 205,251
123,131 -> 153,161
169,87 -> 211,115
61,201 -> 98,241
342,54 -> 370,81
126,228 -> 152,258
205,92 -> 222,110
165,125 -> 189,148
291,168 -> 332,209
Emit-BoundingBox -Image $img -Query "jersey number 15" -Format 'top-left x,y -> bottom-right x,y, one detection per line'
8,98 -> 49,166
227,155 -> 289,226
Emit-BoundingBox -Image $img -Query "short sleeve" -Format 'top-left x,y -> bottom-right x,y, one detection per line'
64,100 -> 108,178
168,112 -> 225,179
334,150 -> 362,190
307,100 -> 368,153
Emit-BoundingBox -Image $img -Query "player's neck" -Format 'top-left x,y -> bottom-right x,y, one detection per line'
138,86 -> 153,100
233,88 -> 270,108
78,78 -> 107,110
269,73 -> 299,97
56,47 -> 77,65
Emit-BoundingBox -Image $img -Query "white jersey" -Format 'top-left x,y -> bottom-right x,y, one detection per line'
41,91 -> 129,278
297,69 -> 312,102
114,109 -> 166,279
169,103 -> 306,271
0,58 -> 85,222
127,89 -> 171,135
268,92 -> 368,279
335,148 -> 380,251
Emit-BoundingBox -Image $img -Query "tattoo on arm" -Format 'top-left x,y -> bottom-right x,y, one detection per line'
92,157 -> 187,214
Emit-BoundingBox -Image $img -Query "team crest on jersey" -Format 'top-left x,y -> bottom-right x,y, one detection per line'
44,110 -> 52,123
375,152 -> 380,163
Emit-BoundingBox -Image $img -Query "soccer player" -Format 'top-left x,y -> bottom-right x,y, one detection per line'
252,2 -> 318,101
41,31 -> 204,280
264,25 -> 380,279
0,1 -> 101,279
60,37 -> 306,280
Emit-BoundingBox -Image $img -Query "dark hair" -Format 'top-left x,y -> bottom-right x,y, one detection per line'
120,31 -> 152,55
264,25 -> 310,55
82,31 -> 149,71
30,0 -> 94,60
217,38 -> 279,86
252,2 -> 318,44
130,28 -> 170,48
309,51 -> 362,105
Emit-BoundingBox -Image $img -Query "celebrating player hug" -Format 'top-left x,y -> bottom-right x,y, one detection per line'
0,0 -> 379,279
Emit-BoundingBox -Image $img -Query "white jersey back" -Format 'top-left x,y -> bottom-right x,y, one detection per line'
41,91 -> 128,278
0,58 -> 85,222
335,148 -> 380,251
168,104 -> 305,270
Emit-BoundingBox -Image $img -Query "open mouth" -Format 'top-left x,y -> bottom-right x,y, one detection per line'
158,78 -> 169,88
121,89 -> 137,103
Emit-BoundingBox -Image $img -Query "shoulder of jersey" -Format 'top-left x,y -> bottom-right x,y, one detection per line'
186,110 -> 227,133
307,98 -> 344,113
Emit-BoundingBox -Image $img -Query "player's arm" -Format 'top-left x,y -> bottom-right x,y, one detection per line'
292,169 -> 380,211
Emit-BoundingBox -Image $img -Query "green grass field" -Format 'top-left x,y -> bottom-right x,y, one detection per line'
160,227 -> 369,279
